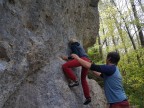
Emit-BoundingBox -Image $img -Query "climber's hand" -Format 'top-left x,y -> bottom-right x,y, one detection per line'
71,54 -> 79,59
61,56 -> 68,61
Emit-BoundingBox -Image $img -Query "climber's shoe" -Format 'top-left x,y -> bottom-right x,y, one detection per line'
83,97 -> 91,105
68,81 -> 79,87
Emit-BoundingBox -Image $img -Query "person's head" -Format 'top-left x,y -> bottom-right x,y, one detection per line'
68,38 -> 78,45
106,52 -> 120,65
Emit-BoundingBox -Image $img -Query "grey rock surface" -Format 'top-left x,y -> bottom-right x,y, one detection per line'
0,0 -> 106,108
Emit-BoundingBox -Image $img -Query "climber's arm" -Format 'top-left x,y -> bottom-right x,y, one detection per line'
71,54 -> 102,71
71,54 -> 91,68
71,54 -> 114,76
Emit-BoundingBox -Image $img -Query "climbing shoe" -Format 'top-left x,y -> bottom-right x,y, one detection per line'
83,98 -> 91,105
68,81 -> 79,87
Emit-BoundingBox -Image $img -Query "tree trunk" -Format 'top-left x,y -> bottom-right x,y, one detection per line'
125,0 -> 141,47
138,0 -> 144,12
111,34 -> 118,52
100,18 -> 109,53
111,0 -> 137,50
130,0 -> 144,48
98,35 -> 103,61
113,16 -> 128,53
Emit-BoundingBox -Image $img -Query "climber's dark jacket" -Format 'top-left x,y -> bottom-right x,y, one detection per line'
68,42 -> 88,59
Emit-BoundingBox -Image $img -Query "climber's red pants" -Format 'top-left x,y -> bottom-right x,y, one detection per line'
62,57 -> 91,99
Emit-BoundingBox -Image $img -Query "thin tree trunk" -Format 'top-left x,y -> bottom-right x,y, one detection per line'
100,17 -> 109,53
130,0 -> 144,47
138,0 -> 144,12
98,34 -> 103,61
112,15 -> 131,64
111,34 -> 118,52
125,0 -> 141,47
111,0 -> 137,50
99,18 -> 104,60
113,16 -> 128,53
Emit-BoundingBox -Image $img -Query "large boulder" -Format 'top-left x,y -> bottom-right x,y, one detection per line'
0,0 -> 106,108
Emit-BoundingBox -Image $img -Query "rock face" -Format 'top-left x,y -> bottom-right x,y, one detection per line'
0,0 -> 106,108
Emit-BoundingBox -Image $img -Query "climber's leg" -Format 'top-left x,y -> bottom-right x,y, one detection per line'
81,67 -> 90,97
81,66 -> 91,105
62,59 -> 81,81
80,57 -> 91,105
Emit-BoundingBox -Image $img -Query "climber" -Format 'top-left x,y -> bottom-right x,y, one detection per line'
71,52 -> 130,108
61,38 -> 91,105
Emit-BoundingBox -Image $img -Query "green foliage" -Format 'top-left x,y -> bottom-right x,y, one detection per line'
88,45 -> 103,63
118,48 -> 144,106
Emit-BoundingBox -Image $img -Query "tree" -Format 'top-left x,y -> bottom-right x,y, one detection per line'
138,0 -> 144,12
130,0 -> 144,47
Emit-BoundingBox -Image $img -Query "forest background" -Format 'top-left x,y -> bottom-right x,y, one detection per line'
88,0 -> 144,107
